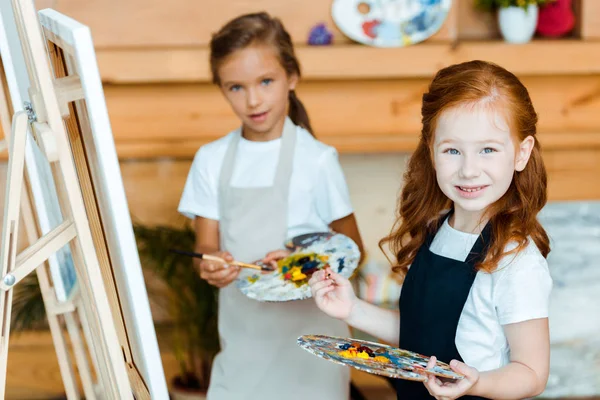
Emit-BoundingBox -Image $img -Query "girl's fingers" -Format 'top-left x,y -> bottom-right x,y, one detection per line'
327,269 -> 350,287
262,249 -> 290,263
211,267 -> 240,287
314,284 -> 335,303
205,265 -> 239,281
426,356 -> 437,370
311,279 -> 333,293
309,269 -> 326,285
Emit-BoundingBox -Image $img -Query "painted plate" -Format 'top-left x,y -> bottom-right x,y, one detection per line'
332,0 -> 452,48
236,232 -> 360,302
297,335 -> 465,381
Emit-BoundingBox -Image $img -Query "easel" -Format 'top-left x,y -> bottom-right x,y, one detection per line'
0,0 -> 136,398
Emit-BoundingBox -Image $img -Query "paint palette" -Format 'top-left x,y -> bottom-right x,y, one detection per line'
297,335 -> 465,381
236,232 -> 360,302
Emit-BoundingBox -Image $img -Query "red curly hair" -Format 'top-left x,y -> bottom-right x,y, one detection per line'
380,60 -> 550,279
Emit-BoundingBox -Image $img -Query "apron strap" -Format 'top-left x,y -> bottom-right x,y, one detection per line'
425,209 -> 493,265
273,117 -> 297,190
466,222 -> 492,265
218,129 -> 242,196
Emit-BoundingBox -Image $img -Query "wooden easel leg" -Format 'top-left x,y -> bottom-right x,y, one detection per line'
0,111 -> 29,399
64,311 -> 97,400
20,183 -> 81,399
76,297 -> 102,390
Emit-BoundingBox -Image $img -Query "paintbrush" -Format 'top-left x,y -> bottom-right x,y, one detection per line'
169,249 -> 274,272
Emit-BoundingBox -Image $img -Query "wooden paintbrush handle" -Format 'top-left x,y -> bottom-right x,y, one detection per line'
203,254 -> 263,271
231,261 -> 262,271
201,254 -> 227,263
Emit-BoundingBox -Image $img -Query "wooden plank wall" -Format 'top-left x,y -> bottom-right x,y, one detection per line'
0,1 -> 598,198
0,1 -> 597,201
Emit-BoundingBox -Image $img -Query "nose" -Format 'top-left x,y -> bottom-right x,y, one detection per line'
459,154 -> 481,179
246,87 -> 262,109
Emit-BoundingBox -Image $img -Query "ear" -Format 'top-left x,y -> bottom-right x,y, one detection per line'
288,73 -> 298,91
515,135 -> 535,172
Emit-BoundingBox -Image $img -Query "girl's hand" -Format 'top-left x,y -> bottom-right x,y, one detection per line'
198,251 -> 240,288
423,356 -> 480,400
262,249 -> 292,272
308,267 -> 357,320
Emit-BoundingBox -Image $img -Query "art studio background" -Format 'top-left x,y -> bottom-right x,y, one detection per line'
0,0 -> 599,399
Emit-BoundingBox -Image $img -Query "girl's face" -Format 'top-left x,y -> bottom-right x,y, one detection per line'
433,105 -> 534,227
218,44 -> 297,140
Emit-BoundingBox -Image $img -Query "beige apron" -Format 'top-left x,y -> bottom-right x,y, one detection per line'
207,118 -> 350,400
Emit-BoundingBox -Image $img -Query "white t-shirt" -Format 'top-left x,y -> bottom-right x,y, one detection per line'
429,217 -> 553,372
178,125 -> 353,239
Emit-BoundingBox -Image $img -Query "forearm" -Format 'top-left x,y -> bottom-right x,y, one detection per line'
194,243 -> 220,253
344,299 -> 400,345
470,362 -> 547,399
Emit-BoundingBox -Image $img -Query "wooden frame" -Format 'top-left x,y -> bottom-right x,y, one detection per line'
0,1 -> 168,398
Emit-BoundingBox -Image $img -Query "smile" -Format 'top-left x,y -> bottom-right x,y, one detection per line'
457,186 -> 487,192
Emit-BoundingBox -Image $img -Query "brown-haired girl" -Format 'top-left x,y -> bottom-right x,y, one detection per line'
310,60 -> 552,400
178,12 -> 363,400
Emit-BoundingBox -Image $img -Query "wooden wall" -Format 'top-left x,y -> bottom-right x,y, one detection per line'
0,1 -> 599,198
0,0 -> 598,200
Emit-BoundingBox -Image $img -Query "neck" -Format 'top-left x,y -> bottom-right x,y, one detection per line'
449,207 -> 488,234
242,116 -> 287,142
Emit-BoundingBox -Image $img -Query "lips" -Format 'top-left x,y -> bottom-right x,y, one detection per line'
455,185 -> 489,199
248,111 -> 269,122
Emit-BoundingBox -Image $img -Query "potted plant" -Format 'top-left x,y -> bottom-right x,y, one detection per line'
475,0 -> 555,43
134,223 -> 219,400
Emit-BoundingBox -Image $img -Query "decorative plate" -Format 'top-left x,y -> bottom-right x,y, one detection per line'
332,0 -> 452,47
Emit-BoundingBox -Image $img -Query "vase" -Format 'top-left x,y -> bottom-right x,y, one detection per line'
498,4 -> 539,44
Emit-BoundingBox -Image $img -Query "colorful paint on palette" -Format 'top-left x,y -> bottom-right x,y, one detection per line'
297,334 -> 465,381
278,253 -> 330,287
236,232 -> 360,302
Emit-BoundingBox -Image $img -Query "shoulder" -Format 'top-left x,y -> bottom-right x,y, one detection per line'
494,239 -> 549,276
186,130 -> 238,183
490,239 -> 553,324
491,239 -> 552,301
195,130 -> 236,160
294,126 -> 340,165
189,130 -> 237,173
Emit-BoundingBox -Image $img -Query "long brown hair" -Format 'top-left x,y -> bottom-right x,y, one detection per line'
380,60 -> 550,279
209,12 -> 314,135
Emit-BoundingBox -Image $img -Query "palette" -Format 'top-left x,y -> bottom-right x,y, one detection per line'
236,232 -> 360,302
297,335 -> 464,381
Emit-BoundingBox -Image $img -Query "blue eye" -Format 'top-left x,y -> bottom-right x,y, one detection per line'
261,78 -> 273,86
229,84 -> 242,92
444,148 -> 460,155
482,147 -> 496,154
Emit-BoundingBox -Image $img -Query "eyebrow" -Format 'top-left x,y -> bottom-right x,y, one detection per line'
222,72 -> 277,88
436,138 -> 505,146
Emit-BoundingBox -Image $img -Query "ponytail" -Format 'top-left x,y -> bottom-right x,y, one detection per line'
288,90 -> 314,136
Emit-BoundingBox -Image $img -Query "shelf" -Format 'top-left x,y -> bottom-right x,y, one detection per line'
97,40 -> 600,84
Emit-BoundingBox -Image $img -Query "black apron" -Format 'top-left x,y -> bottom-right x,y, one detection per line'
394,215 -> 491,400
